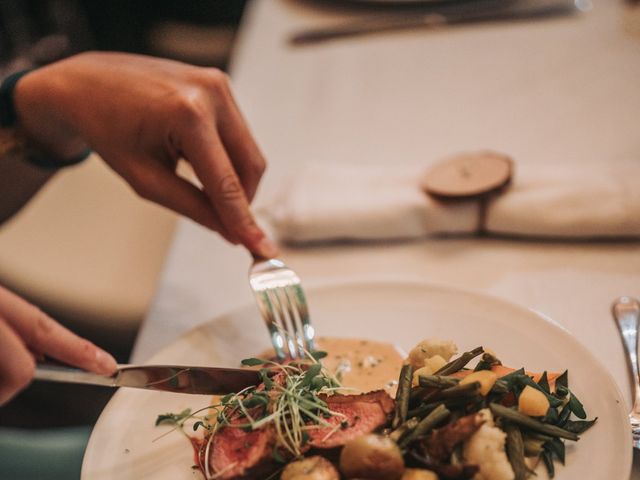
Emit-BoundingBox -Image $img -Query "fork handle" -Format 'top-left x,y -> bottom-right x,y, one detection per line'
613,296 -> 640,413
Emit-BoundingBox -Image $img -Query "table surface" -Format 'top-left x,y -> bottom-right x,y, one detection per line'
132,0 -> 640,475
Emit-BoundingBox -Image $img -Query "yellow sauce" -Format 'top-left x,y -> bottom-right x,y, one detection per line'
258,336 -> 404,396
316,337 -> 404,395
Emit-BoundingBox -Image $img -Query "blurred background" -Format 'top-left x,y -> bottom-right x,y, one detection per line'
0,1 -> 246,478
1,0 -> 639,479
1,0 -> 247,74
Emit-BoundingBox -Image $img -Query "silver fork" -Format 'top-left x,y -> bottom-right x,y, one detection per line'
249,258 -> 315,360
612,296 -> 640,449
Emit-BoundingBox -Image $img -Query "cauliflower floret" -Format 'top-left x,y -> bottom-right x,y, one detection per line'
407,339 -> 458,369
463,409 -> 514,480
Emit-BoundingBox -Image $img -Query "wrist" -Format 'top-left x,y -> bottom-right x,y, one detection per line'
0,70 -> 88,168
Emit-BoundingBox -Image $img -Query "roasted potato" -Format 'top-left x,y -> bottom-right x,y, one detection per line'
281,456 -> 340,480
339,434 -> 404,479
518,385 -> 550,417
401,469 -> 439,480
459,370 -> 498,396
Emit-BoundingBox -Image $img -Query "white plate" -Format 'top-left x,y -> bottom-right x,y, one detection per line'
82,281 -> 631,480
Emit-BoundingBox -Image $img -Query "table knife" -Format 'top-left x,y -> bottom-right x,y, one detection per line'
290,0 -> 580,46
33,363 -> 263,395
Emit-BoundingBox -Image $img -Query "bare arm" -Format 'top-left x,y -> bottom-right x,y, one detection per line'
0,150 -> 55,224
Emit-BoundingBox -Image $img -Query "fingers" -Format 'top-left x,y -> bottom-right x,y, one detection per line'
122,156 -> 235,242
0,317 -> 35,405
179,123 -> 279,258
213,85 -> 267,202
0,285 -> 117,375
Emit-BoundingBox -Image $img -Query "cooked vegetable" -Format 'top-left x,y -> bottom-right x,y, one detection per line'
281,456 -> 340,480
401,468 -> 439,480
523,437 -> 545,456
439,381 -> 481,398
518,385 -> 550,417
417,375 -> 459,389
390,417 -> 419,443
426,355 -> 447,373
411,355 -> 446,386
459,370 -> 498,396
411,357 -> 448,386
339,434 -> 405,479
394,364 -> 413,428
505,423 -> 530,480
435,346 -> 484,376
489,403 -> 579,441
474,351 -> 502,371
399,404 -> 450,447
408,339 -> 458,369
157,337 -> 596,480
463,409 -> 514,480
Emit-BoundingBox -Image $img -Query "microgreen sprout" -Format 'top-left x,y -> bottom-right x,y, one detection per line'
155,349 -> 348,480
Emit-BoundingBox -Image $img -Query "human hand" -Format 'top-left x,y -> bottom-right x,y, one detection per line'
0,284 -> 117,405
13,52 -> 278,258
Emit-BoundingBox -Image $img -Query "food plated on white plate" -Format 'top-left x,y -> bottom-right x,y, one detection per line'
155,337 -> 596,480
81,282 -> 630,480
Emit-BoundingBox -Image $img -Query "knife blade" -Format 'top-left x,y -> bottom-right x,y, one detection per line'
289,0 -> 579,46
33,363 -> 263,395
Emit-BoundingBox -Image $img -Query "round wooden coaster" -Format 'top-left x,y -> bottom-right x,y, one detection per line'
421,151 -> 513,199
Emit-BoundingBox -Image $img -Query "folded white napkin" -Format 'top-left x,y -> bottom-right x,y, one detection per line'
260,161 -> 640,244
486,163 -> 640,238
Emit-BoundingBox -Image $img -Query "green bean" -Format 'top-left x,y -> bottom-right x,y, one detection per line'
400,404 -> 450,447
505,424 -> 530,480
435,347 -> 484,376
523,438 -> 545,457
545,437 -> 565,465
474,352 -> 502,372
440,381 -> 481,398
389,417 -> 419,443
408,394 -> 483,419
418,375 -> 460,389
562,418 -> 597,434
393,364 -> 413,428
525,432 -> 554,443
489,404 -> 579,441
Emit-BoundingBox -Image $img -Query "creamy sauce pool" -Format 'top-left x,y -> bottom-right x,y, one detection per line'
258,336 -> 404,396
316,337 -> 404,395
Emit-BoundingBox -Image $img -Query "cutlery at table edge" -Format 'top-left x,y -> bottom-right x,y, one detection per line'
289,0 -> 581,45
33,363 -> 263,395
611,296 -> 640,449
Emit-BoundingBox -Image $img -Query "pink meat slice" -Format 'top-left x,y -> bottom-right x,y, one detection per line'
307,390 -> 395,449
207,390 -> 395,478
208,424 -> 274,479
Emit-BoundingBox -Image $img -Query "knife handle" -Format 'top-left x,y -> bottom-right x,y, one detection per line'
34,363 -> 117,387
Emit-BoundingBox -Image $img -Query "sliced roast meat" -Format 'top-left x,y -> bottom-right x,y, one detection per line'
207,390 -> 394,478
308,390 -> 395,449
208,424 -> 276,480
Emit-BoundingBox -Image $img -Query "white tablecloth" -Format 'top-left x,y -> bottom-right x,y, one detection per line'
132,0 -> 640,475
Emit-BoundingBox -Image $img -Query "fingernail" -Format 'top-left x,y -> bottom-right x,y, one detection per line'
95,349 -> 118,375
257,236 -> 279,259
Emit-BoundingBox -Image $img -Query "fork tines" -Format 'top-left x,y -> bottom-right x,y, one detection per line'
249,259 -> 315,360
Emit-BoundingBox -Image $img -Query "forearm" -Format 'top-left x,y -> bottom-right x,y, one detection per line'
0,152 -> 55,224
